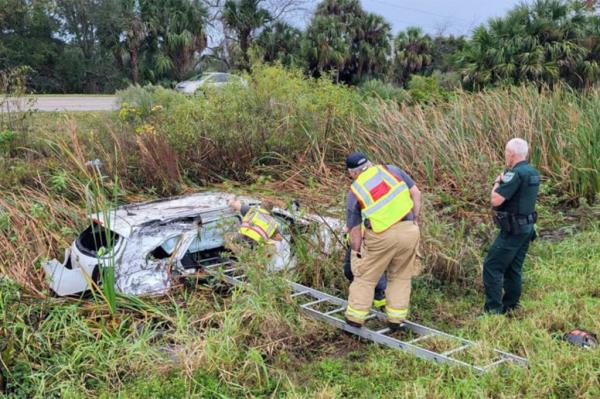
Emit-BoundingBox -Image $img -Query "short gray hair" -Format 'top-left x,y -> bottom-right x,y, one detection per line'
506,138 -> 529,157
348,160 -> 372,174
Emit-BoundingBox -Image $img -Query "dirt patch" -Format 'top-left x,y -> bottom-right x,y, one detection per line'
283,327 -> 366,364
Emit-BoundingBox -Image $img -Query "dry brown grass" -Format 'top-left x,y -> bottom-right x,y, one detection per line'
0,187 -> 83,296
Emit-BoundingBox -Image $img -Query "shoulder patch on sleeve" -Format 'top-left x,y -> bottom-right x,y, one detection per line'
502,172 -> 515,183
529,175 -> 540,185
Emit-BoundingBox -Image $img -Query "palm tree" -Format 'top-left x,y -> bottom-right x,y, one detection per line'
142,0 -> 208,82
123,1 -> 146,85
304,14 -> 350,80
223,0 -> 271,70
459,0 -> 598,90
392,27 -> 433,86
304,0 -> 390,83
354,13 -> 391,80
255,21 -> 303,67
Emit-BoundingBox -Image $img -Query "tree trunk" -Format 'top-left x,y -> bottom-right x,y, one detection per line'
240,30 -> 250,70
129,46 -> 140,85
113,47 -> 125,72
128,16 -> 144,85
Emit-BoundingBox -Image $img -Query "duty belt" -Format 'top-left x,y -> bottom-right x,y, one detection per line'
492,211 -> 537,234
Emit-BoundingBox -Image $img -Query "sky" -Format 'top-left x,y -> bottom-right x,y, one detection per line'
296,0 -> 530,36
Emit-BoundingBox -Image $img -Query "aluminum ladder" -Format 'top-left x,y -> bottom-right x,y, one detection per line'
201,259 -> 528,373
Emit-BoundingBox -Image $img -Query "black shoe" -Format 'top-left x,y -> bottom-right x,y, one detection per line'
387,322 -> 407,332
345,317 -> 363,328
502,307 -> 519,319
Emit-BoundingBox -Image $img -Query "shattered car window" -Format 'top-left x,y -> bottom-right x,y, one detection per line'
76,223 -> 122,257
149,236 -> 181,260
160,236 -> 179,254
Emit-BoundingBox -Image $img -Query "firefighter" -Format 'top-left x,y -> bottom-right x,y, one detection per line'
228,199 -> 281,245
343,152 -> 422,330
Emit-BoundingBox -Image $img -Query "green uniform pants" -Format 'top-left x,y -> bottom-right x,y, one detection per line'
483,225 -> 534,314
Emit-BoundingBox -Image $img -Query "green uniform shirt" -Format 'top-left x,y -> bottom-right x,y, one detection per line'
495,160 -> 540,216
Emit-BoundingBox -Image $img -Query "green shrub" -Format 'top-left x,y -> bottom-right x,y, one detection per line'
116,65 -> 363,183
407,74 -> 448,103
0,129 -> 17,155
359,78 -> 409,104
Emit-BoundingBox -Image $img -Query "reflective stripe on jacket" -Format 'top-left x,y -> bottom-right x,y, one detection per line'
239,207 -> 278,243
350,165 -> 414,233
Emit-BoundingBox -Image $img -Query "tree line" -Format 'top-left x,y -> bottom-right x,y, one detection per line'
0,0 -> 598,93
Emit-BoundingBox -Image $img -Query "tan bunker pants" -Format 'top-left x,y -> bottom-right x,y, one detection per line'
345,221 -> 420,325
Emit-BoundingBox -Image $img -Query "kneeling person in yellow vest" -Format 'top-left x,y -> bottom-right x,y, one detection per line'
343,152 -> 422,330
228,199 -> 282,246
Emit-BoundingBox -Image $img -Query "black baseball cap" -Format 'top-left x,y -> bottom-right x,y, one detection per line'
346,152 -> 368,169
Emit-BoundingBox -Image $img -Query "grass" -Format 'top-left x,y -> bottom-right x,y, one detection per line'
1,224 -> 598,397
26,94 -> 116,97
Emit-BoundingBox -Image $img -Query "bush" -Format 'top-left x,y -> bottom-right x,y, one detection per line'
116,66 -> 363,184
358,79 -> 408,104
0,129 -> 17,155
407,74 -> 448,103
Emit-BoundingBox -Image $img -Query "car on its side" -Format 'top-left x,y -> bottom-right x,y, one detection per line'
43,192 -> 341,297
174,72 -> 247,94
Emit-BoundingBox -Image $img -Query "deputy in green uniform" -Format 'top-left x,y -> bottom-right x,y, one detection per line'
483,138 -> 540,315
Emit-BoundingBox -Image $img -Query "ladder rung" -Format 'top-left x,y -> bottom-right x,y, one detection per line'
204,262 -> 232,270
441,344 -> 471,357
324,307 -> 346,316
222,268 -> 238,274
483,357 -> 510,370
291,290 -> 310,298
407,334 -> 434,344
203,264 -> 219,269
302,298 -> 329,308
376,328 -> 391,334
364,313 -> 378,321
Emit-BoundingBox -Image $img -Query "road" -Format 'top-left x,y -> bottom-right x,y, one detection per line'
1,96 -> 118,112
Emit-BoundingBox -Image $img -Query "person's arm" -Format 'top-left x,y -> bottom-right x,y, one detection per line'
410,185 -> 421,224
490,175 -> 506,207
228,199 -> 242,212
491,171 -> 520,208
346,192 -> 363,251
349,225 -> 362,251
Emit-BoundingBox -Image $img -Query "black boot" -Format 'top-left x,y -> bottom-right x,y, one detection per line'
387,321 -> 407,332
345,317 -> 363,328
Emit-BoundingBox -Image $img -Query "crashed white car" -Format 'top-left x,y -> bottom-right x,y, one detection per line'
43,192 -> 341,296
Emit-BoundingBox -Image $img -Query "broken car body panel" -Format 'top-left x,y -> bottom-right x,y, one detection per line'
43,192 -> 342,296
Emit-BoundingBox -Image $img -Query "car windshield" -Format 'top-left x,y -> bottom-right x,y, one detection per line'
187,73 -> 229,83
76,222 -> 122,257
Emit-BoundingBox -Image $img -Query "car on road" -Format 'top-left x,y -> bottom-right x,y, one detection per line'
174,72 -> 247,94
43,192 -> 341,296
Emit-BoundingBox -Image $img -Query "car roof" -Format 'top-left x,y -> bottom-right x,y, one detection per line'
188,72 -> 230,80
92,192 -> 258,238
